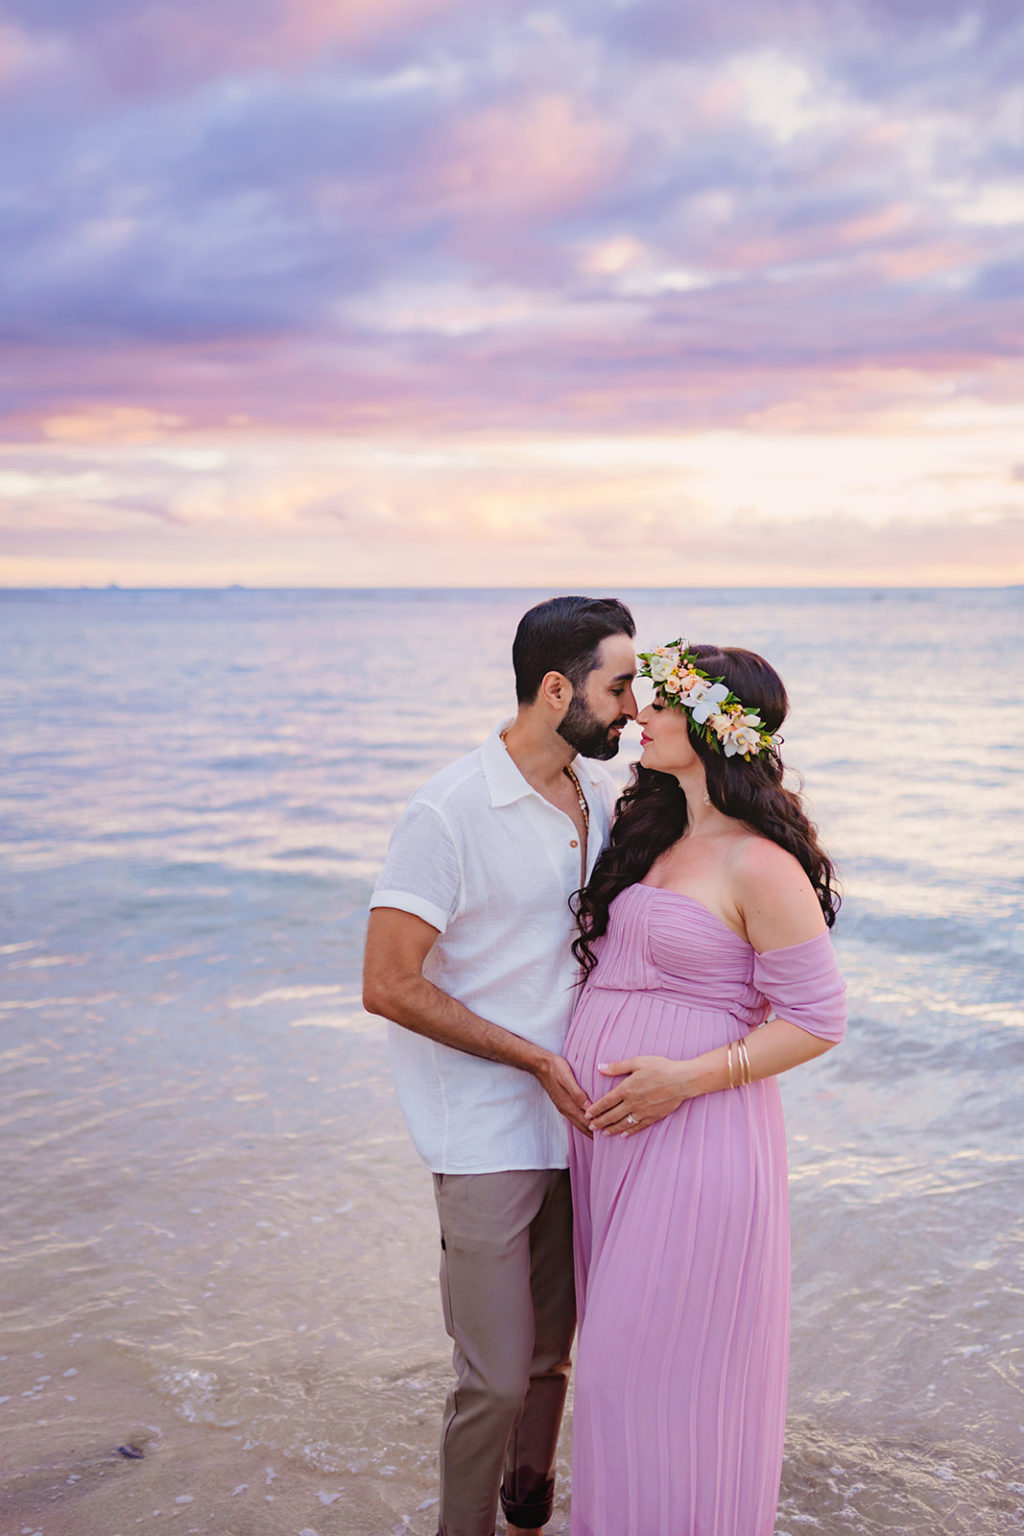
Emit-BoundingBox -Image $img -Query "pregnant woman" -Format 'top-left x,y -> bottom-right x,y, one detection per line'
566,641 -> 847,1536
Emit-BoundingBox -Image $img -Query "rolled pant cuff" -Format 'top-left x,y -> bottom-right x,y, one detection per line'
499,1482 -> 554,1529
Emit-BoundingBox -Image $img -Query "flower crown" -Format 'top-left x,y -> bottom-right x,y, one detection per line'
636,640 -> 781,760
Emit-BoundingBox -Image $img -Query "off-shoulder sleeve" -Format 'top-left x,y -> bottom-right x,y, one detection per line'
751,930 -> 847,1043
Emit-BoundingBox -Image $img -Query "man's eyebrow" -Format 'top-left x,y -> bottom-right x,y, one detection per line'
610,670 -> 636,683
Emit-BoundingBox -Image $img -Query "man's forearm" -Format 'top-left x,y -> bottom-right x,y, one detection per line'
364,972 -> 547,1075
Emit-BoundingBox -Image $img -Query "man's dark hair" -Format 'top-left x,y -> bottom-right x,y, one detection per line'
512,596 -> 636,704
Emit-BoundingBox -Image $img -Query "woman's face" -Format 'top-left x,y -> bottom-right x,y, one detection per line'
636,699 -> 700,776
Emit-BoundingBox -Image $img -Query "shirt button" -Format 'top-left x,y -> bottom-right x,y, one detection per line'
570,839 -> 579,848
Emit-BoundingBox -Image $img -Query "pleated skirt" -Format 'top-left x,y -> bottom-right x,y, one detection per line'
566,989 -> 791,1536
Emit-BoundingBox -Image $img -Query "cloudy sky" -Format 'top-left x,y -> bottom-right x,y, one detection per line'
2,0 -> 1023,586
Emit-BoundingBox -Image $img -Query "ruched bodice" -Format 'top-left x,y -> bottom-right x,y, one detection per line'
565,881 -> 846,1536
581,881 -> 847,1038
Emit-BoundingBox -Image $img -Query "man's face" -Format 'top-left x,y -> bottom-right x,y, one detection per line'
557,633 -> 638,760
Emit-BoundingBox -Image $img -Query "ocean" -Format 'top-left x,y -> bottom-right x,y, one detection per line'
1,586 -> 1022,1536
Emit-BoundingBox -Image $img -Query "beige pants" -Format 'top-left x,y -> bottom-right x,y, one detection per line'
431,1168 -> 576,1536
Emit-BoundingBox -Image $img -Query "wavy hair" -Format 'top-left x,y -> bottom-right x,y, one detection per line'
573,645 -> 840,976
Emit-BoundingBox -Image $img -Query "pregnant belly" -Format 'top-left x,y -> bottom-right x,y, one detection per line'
566,987 -> 745,1103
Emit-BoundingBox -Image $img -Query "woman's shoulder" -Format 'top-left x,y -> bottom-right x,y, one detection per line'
729,833 -> 825,947
729,831 -> 806,884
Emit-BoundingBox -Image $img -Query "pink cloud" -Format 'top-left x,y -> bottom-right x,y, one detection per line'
2,318 -> 1022,452
2,0 -> 1022,596
9,0 -> 474,98
0,19 -> 70,91
274,0 -> 468,54
42,407 -> 184,445
432,93 -> 624,222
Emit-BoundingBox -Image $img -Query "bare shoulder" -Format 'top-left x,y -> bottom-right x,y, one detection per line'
731,833 -> 807,890
729,833 -> 825,950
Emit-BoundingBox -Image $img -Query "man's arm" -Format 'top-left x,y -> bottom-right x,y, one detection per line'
362,906 -> 592,1134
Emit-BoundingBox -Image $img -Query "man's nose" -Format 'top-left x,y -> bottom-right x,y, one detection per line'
623,685 -> 639,718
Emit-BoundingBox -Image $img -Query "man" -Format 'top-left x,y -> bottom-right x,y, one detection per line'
362,595 -> 637,1536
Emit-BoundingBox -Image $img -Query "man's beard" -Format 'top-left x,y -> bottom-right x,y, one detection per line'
557,696 -> 628,760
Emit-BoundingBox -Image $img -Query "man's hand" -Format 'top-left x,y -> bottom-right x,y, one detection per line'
534,1053 -> 593,1137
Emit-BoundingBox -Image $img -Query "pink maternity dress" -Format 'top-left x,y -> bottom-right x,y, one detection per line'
566,883 -> 846,1536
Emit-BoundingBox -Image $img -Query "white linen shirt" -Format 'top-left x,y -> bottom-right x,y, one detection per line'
370,725 -> 619,1173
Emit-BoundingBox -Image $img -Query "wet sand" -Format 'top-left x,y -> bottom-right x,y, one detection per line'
3,1089 -> 1021,1536
5,1329 -> 1021,1536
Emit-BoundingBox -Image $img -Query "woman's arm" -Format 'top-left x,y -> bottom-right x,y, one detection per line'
585,838 -> 839,1137
584,1019 -> 833,1135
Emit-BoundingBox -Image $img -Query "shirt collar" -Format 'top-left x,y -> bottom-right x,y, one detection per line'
481,721 -> 601,809
481,722 -> 535,808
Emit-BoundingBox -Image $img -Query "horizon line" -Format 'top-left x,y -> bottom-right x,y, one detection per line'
1,582 -> 1021,595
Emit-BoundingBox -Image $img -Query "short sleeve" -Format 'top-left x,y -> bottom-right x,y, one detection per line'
752,930 -> 847,1043
370,799 -> 463,935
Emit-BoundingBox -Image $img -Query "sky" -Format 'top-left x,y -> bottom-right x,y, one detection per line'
1,0 -> 1023,587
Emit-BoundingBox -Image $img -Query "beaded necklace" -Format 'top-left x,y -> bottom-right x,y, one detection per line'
499,728 -> 590,832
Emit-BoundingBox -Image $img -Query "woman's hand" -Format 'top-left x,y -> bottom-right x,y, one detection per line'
584,1055 -> 697,1136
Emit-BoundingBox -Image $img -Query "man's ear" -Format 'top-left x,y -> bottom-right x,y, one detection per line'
538,670 -> 572,712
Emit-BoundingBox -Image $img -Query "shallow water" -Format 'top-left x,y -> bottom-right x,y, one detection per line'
1,587 -> 1022,1535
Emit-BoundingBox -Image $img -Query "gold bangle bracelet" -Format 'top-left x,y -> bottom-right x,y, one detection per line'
726,1040 -> 736,1091
738,1038 -> 752,1087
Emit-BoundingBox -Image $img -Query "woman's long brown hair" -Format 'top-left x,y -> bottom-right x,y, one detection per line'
572,645 -> 840,977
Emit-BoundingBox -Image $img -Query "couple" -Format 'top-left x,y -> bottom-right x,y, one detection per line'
362,596 -> 846,1536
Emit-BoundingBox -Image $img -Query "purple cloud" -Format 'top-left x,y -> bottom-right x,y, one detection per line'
0,0 -> 1021,441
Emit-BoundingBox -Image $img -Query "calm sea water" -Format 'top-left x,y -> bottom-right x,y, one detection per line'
1,587 -> 1022,1536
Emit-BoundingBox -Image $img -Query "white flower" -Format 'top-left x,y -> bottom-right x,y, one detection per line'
687,681 -> 730,723
724,724 -> 764,757
647,653 -> 676,682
